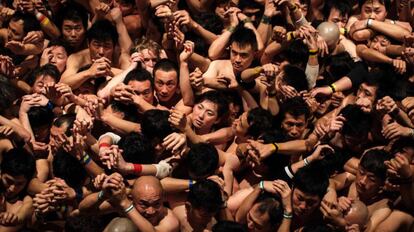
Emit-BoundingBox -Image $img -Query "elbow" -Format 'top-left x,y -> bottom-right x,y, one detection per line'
208,49 -> 220,61
351,31 -> 369,42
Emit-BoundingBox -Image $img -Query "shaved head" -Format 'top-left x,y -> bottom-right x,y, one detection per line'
344,200 -> 369,227
104,217 -> 137,232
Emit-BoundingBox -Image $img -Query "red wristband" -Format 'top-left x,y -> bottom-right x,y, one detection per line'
99,143 -> 111,149
133,164 -> 143,174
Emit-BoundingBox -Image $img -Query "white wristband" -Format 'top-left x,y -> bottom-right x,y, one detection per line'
367,19 -> 373,28
155,160 -> 173,179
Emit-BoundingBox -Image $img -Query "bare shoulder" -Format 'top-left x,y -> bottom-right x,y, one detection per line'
156,208 -> 180,232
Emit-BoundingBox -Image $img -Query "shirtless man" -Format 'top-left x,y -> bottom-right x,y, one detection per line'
79,174 -> 180,232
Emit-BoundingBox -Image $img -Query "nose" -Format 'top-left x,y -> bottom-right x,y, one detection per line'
98,47 -> 105,56
235,55 -> 242,63
198,110 -> 205,120
160,85 -> 168,94
299,201 -> 307,210
70,29 -> 76,38
146,207 -> 156,215
50,55 -> 57,64
290,127 -> 299,137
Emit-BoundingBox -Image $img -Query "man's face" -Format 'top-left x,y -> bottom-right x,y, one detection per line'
369,35 -> 391,54
281,113 -> 307,139
292,188 -> 321,217
233,111 -> 249,137
230,42 -> 255,74
355,83 -> 377,113
355,165 -> 383,198
1,173 -> 27,198
127,80 -> 154,105
89,38 -> 114,60
48,46 -> 68,73
192,100 -> 219,131
246,203 -> 272,232
141,49 -> 158,74
186,203 -> 216,223
49,124 -> 69,152
62,19 -> 85,48
328,8 -> 348,29
242,7 -> 261,23
7,19 -> 25,41
32,75 -> 56,94
293,0 -> 309,16
361,0 -> 387,21
154,69 -> 178,102
132,186 -> 163,224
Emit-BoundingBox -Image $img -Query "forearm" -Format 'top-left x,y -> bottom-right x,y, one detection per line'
385,45 -> 404,57
115,19 -> 133,54
306,55 -> 319,89
101,115 -> 141,134
190,21 -> 218,45
160,177 -> 191,193
351,29 -> 374,42
357,47 -> 393,64
10,79 -> 31,94
18,113 -> 35,139
16,197 -> 33,224
0,116 -> 31,142
188,52 -> 211,73
370,20 -> 411,41
97,65 -> 135,99
208,30 -> 232,60
37,13 -> 61,39
332,76 -> 353,93
198,127 -> 234,145
257,19 -> 272,46
241,66 -> 262,82
60,70 -> 93,90
78,192 -> 106,214
179,62 -> 195,106
83,159 -> 104,177
235,187 -> 260,223
260,41 -> 283,65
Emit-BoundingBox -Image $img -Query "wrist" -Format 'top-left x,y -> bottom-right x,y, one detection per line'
119,198 -> 131,209
227,25 -> 236,33
367,19 -> 373,28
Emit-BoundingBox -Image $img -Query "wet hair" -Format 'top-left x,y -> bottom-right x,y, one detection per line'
87,20 -> 118,45
0,75 -> 17,114
293,161 -> 329,199
52,113 -> 76,137
118,132 -> 155,164
28,64 -> 61,86
1,148 -> 35,181
246,108 -> 274,139
212,221 -> 248,232
339,104 -> 371,138
153,59 -> 179,78
187,143 -> 219,179
285,40 -> 308,66
188,179 -> 223,213
53,149 -> 87,189
10,11 -> 40,34
279,96 -> 311,121
230,26 -> 258,51
323,0 -> 352,19
195,90 -> 229,119
358,0 -> 390,10
255,193 -> 284,228
141,109 -> 174,142
56,2 -> 88,30
28,106 -> 55,130
110,101 -> 138,122
283,65 -> 308,92
360,149 -> 392,182
124,68 -> 154,87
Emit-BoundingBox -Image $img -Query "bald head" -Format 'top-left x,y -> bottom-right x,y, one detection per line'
133,176 -> 163,193
317,22 -> 340,47
104,217 -> 137,232
344,200 -> 369,227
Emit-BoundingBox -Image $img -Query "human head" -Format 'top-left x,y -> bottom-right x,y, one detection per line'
1,148 -> 35,199
343,200 -> 369,227
118,132 -> 155,165
30,64 -> 61,94
87,20 -> 118,60
391,137 -> 414,162
141,110 -> 174,158
356,149 -> 392,199
246,193 -> 283,232
233,108 -> 273,139
124,68 -> 154,104
230,27 -> 258,74
8,12 -> 40,41
192,91 -> 229,132
292,162 -> 329,217
104,217 -> 137,232
53,149 -> 87,189
238,0 -> 263,24
281,65 -> 308,93
212,221 -> 248,232
323,0 -> 351,29
359,0 -> 389,21
339,105 -> 371,150
279,97 -> 310,139
153,59 -> 179,103
132,176 -> 164,224
44,41 -> 69,73
186,180 -> 223,223
369,34 -> 391,54
187,143 -> 219,180
0,75 -> 17,115
317,22 -> 340,48
49,113 -> 76,152
28,105 -> 55,142
135,38 -> 162,73
57,3 -> 88,50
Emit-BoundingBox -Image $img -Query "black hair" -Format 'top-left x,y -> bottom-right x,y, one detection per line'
110,100 -> 138,122
0,75 -> 17,114
153,59 -> 179,77
187,179 -> 223,213
238,0 -> 263,11
323,53 -> 355,83
187,143 -> 219,180
28,106 -> 55,130
212,221 -> 248,232
339,104 -> 371,138
283,65 -> 308,92
56,2 -> 88,30
246,108 -> 274,139
87,20 -> 118,46
10,11 -> 40,35
52,113 -> 76,137
230,26 -> 258,51
391,137 -> 414,154
358,0 -> 390,10
65,215 -> 105,232
279,96 -> 311,121
118,132 -> 155,164
302,225 -> 336,232
196,90 -> 229,119
360,149 -> 392,182
366,65 -> 406,101
293,161 -> 329,199
322,0 -> 352,20
1,148 -> 35,181
285,40 -> 308,66
141,109 -> 174,142
124,68 -> 154,87
53,149 -> 87,189
28,64 -> 61,86
255,194 -> 284,228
